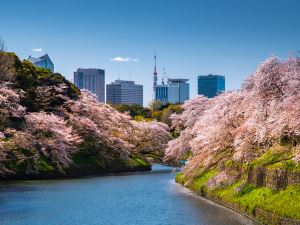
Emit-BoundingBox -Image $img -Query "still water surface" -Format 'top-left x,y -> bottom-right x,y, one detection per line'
0,164 -> 259,225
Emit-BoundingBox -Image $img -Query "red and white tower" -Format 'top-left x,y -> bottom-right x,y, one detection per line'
153,51 -> 158,100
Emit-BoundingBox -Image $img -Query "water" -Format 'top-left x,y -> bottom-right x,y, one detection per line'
0,164 -> 259,225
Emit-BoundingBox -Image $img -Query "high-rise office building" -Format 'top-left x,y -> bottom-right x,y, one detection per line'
106,80 -> 143,106
28,54 -> 54,72
74,68 -> 105,102
198,74 -> 225,98
155,78 -> 189,104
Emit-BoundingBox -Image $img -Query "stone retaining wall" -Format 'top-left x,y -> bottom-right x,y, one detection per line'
247,167 -> 300,190
255,208 -> 300,225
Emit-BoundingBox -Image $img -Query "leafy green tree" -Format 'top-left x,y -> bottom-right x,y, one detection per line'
161,104 -> 183,126
112,104 -> 151,118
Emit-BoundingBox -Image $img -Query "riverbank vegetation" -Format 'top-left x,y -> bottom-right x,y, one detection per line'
111,101 -> 183,126
167,55 -> 300,223
0,50 -> 171,179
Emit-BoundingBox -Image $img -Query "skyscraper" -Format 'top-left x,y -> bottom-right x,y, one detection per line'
28,54 -> 54,72
74,68 -> 105,102
198,74 -> 225,98
156,78 -> 189,104
106,80 -> 143,106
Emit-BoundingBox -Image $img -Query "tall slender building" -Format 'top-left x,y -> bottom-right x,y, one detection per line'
74,68 -> 105,102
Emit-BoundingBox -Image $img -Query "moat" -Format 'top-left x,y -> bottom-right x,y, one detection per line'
0,165 -> 259,225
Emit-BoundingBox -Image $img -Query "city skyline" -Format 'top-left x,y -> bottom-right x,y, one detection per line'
0,0 -> 299,105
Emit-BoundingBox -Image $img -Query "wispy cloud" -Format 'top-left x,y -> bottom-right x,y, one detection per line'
32,48 -> 43,52
110,56 -> 140,62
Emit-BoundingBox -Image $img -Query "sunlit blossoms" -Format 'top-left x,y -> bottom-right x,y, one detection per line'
66,90 -> 136,155
25,112 -> 82,168
66,90 -> 170,160
165,56 -> 300,174
206,171 -> 234,190
0,83 -> 25,119
131,121 -> 170,158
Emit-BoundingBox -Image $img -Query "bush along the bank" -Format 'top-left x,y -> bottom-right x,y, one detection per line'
166,55 -> 300,224
0,52 -> 171,179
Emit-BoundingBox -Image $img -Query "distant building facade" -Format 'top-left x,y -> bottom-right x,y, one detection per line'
198,74 -> 225,98
155,78 -> 189,104
74,68 -> 105,102
106,80 -> 143,106
28,54 -> 54,72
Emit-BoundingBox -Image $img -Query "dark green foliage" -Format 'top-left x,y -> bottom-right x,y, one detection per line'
112,104 -> 151,118
0,51 -> 21,81
14,60 -> 38,91
112,101 -> 183,125
5,147 -> 38,174
6,55 -> 81,112
37,156 -> 55,172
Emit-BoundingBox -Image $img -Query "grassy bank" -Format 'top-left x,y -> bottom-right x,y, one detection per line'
175,146 -> 300,225
176,170 -> 300,223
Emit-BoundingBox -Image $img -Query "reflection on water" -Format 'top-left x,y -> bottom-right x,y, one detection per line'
0,164 -> 259,225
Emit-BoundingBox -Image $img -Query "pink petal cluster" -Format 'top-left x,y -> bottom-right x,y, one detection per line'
65,90 -> 171,158
165,56 -> 300,174
206,171 -> 234,190
0,83 -> 25,118
0,87 -> 170,174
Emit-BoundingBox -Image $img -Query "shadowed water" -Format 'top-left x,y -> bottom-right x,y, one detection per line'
0,164 -> 259,225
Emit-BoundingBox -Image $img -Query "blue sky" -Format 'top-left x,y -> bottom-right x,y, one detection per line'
0,0 -> 299,105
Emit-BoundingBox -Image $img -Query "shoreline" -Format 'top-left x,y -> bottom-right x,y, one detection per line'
0,164 -> 151,181
175,179 -> 300,225
173,179 -> 262,225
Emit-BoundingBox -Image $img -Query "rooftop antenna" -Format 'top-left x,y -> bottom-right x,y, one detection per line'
129,68 -> 132,81
162,67 -> 167,85
150,50 -> 158,110
118,66 -> 120,80
153,50 -> 158,101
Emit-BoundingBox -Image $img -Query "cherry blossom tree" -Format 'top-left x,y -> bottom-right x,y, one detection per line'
66,90 -> 170,162
164,96 -> 211,163
25,112 -> 82,170
0,132 -> 9,175
0,83 -> 25,119
131,120 -> 170,159
166,55 -> 300,176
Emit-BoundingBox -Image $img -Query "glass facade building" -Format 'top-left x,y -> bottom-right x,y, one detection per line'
155,78 -> 189,104
28,54 -> 54,72
198,74 -> 225,98
74,68 -> 105,102
106,80 -> 143,106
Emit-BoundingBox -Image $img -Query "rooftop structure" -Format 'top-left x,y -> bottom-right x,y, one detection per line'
28,54 -> 54,72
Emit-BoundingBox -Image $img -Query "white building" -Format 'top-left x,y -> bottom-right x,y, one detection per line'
106,80 -> 143,106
